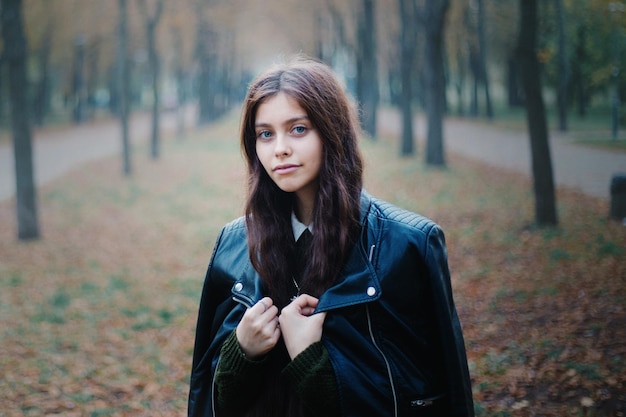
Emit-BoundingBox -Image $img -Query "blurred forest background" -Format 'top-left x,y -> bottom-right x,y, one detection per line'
2,0 -> 626,239
0,0 -> 624,122
1,0 -> 626,416
0,0 -> 624,142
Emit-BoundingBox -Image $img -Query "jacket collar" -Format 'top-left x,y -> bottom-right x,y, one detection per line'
316,191 -> 381,311
231,191 -> 381,311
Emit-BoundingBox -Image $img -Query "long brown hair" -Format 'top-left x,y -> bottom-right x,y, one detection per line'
241,57 -> 364,308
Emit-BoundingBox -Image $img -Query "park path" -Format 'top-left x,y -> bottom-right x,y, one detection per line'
0,106 -> 624,202
0,108 -> 193,202
378,109 -> 625,200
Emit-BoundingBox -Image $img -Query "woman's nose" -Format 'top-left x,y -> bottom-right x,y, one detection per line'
274,134 -> 291,156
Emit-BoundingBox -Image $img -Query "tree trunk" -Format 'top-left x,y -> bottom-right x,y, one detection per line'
172,27 -> 186,139
421,0 -> 449,167
195,17 -> 213,126
610,3 -> 621,139
0,57 -> 4,125
1,0 -> 40,240
573,25 -> 588,117
398,0 -> 415,156
356,0 -> 378,138
476,0 -> 493,119
506,55 -> 523,107
86,37 -> 102,121
139,0 -> 164,160
455,64 -> 465,116
555,0 -> 569,131
72,35 -> 87,124
469,46 -> 479,117
33,23 -> 52,127
117,0 -> 131,175
148,13 -> 160,160
517,0 -> 558,226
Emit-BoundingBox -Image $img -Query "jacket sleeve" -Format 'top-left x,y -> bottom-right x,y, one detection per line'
188,224 -> 246,417
215,330 -> 340,417
424,224 -> 475,417
214,330 -> 271,415
283,341 -> 340,417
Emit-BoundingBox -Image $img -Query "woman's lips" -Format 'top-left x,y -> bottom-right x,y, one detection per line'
273,164 -> 299,174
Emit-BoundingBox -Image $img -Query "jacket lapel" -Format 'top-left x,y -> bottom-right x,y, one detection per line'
316,192 -> 382,312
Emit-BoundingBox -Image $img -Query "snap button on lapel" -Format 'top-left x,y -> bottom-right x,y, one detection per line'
367,286 -> 376,297
234,282 -> 243,292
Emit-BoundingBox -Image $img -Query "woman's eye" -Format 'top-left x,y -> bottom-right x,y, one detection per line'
292,126 -> 307,135
257,130 -> 272,140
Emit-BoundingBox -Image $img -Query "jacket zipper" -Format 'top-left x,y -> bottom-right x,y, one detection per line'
365,244 -> 399,416
366,303 -> 399,417
211,356 -> 221,416
368,244 -> 376,263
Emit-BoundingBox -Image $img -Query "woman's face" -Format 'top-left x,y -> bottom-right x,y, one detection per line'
254,92 -> 323,218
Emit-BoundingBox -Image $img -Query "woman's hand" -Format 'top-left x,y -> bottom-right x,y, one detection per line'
236,297 -> 280,360
279,294 -> 327,360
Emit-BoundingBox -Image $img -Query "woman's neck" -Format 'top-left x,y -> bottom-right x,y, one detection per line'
294,193 -> 315,226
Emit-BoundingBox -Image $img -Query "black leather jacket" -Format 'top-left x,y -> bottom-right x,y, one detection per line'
188,192 -> 474,417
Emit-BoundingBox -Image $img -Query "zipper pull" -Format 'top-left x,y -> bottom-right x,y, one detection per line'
368,244 -> 376,262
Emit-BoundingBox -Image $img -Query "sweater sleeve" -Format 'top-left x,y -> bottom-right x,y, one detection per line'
282,342 -> 340,417
214,330 -> 270,414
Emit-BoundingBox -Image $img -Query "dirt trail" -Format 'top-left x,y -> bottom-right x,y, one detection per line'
378,109 -> 626,200
0,108 -> 193,201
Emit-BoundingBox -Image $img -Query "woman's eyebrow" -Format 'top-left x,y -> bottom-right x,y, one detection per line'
255,116 -> 309,128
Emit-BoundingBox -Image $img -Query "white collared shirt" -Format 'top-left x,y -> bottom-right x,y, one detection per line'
291,211 -> 314,241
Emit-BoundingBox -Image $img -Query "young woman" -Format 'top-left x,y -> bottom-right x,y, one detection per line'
188,57 -> 474,417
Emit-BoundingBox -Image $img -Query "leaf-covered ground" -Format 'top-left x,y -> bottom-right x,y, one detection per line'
0,114 -> 624,416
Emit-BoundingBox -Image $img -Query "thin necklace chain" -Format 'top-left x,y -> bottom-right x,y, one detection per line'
292,228 -> 310,300
291,277 -> 301,301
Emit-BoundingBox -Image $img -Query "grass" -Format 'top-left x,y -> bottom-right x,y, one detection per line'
0,111 -> 625,416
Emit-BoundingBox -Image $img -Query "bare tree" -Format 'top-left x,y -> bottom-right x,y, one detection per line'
194,0 -> 213,126
356,0 -> 379,138
398,0 -> 417,156
447,1 -> 470,116
138,0 -> 165,159
32,22 -> 52,127
517,0 -> 558,226
117,0 -> 132,175
418,0 -> 450,166
555,0 -> 569,131
171,26 -> 187,139
72,35 -> 87,124
1,0 -> 40,240
475,0 -> 493,119
86,36 -> 103,120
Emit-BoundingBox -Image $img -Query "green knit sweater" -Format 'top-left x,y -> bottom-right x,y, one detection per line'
214,330 -> 340,416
